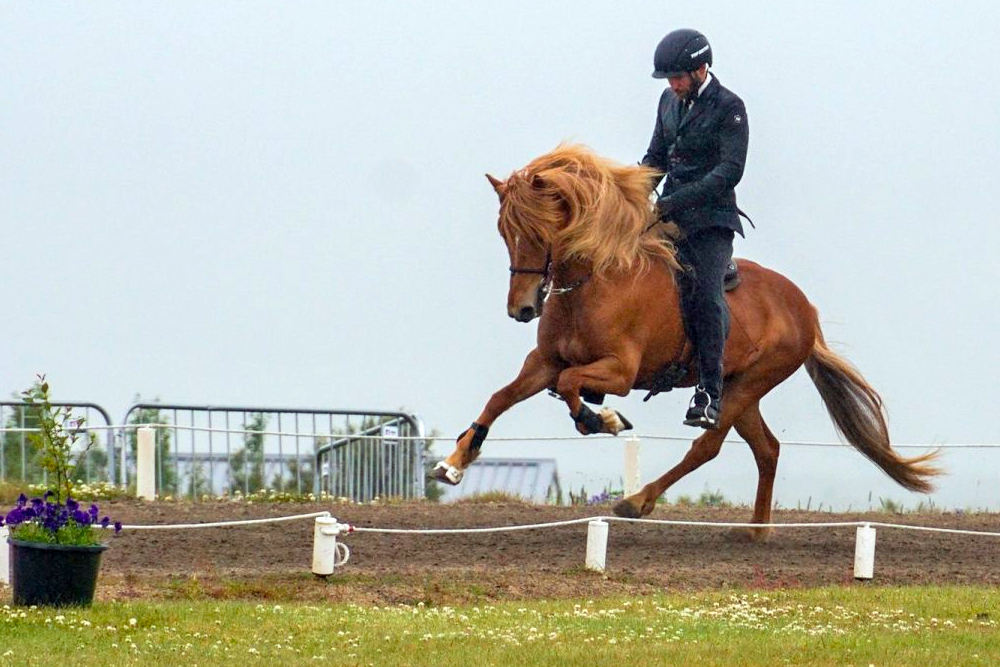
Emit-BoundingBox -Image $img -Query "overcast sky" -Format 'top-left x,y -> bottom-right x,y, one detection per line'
3,2 -> 999,510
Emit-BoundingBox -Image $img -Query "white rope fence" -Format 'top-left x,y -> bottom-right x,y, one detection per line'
119,511 -> 333,531
2,422 -> 998,448
5,508 -> 999,587
346,514 -> 1000,578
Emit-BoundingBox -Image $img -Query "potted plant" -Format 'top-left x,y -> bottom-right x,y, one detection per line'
1,377 -> 121,606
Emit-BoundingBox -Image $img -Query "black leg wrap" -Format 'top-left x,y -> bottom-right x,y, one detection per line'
457,422 -> 490,451
573,404 -> 606,435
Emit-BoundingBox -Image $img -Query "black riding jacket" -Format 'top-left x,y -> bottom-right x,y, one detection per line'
642,75 -> 749,236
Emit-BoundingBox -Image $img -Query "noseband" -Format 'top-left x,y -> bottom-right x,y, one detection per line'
509,251 -> 552,279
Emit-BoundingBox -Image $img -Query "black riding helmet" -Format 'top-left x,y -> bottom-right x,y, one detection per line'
652,29 -> 712,78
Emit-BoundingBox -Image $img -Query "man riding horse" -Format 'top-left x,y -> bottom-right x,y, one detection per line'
430,30 -> 938,529
642,29 -> 749,429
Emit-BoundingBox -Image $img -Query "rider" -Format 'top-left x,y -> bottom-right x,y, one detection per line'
641,29 -> 749,429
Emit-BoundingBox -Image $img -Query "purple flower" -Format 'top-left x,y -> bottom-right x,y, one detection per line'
3,493 -> 120,544
114,521 -> 122,534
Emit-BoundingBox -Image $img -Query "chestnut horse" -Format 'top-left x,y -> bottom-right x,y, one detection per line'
433,144 -> 938,535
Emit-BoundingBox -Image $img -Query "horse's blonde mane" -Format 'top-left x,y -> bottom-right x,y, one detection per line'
497,144 -> 679,277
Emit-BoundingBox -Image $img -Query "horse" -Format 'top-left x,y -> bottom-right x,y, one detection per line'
433,144 -> 939,537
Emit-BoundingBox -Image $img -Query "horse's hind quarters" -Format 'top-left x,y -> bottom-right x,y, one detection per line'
432,461 -> 463,485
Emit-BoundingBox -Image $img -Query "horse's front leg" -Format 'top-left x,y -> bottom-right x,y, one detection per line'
556,353 -> 639,436
432,348 -> 559,485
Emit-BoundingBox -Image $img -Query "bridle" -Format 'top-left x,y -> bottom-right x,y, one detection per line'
509,250 -> 589,298
508,250 -> 551,279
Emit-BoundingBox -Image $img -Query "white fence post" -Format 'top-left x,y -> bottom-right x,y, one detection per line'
623,436 -> 641,497
854,524 -> 876,580
312,516 -> 352,576
136,426 -> 156,501
0,526 -> 9,585
585,519 -> 609,572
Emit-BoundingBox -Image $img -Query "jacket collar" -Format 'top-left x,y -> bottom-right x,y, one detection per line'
678,75 -> 721,130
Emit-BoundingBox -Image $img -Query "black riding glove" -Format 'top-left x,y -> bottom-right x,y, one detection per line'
656,197 -> 676,220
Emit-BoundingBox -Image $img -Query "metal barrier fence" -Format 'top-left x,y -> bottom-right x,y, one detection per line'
314,415 -> 425,502
120,404 -> 426,500
0,401 -> 426,501
0,401 -> 115,484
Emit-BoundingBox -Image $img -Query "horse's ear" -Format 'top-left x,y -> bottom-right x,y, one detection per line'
486,173 -> 506,201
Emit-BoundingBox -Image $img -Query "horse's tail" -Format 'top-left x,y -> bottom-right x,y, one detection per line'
805,329 -> 940,493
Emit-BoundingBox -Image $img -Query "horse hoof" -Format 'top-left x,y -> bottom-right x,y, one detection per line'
616,411 -> 633,431
431,462 -> 463,485
612,499 -> 642,519
599,408 -> 633,435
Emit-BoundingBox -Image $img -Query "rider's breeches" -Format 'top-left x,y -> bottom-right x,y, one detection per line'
675,227 -> 734,399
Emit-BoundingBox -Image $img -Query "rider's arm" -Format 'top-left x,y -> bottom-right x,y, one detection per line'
640,92 -> 671,191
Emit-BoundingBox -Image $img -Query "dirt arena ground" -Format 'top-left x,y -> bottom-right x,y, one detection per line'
65,500 -> 1000,605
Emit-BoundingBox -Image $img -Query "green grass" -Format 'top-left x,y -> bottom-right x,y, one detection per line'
1,586 -> 998,666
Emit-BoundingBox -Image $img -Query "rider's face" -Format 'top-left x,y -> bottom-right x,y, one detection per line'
666,65 -> 707,101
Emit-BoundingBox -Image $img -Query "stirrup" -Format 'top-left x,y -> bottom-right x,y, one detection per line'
684,387 -> 720,429
687,386 -> 713,409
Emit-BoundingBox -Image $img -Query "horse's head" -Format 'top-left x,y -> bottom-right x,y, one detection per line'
488,173 -> 554,323
487,145 -> 676,323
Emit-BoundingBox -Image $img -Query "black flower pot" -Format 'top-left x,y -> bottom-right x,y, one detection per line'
7,538 -> 108,607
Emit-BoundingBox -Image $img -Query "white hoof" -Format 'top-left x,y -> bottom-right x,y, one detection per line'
599,407 -> 625,435
433,461 -> 464,485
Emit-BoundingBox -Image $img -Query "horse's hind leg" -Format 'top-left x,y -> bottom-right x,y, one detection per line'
732,403 -> 780,542
613,426 -> 730,518
612,373 -> 766,518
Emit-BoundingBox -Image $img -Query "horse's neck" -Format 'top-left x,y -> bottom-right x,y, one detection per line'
551,258 -> 679,309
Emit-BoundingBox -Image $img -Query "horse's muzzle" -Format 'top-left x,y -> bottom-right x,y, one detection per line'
511,305 -> 537,322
